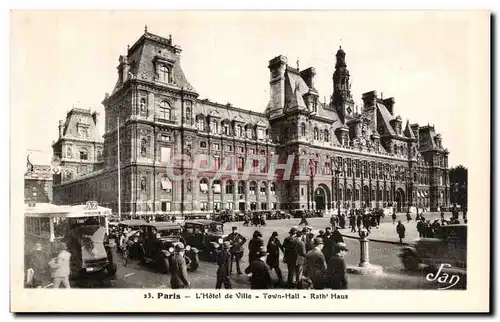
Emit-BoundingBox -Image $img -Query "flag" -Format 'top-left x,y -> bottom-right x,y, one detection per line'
26,155 -> 34,173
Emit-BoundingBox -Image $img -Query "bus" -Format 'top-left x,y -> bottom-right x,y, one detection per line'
24,201 -> 117,281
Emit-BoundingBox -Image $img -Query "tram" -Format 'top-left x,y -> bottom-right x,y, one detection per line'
24,201 -> 117,280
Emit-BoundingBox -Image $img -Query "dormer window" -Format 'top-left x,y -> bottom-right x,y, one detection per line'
159,63 -> 171,83
312,100 -> 318,113
257,128 -> 265,140
223,123 -> 230,135
313,128 -> 319,140
197,116 -> 205,131
236,124 -> 242,137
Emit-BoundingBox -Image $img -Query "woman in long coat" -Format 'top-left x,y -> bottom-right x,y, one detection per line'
396,220 -> 406,243
266,231 -> 284,284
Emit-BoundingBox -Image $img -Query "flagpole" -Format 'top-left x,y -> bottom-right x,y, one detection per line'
117,116 -> 121,221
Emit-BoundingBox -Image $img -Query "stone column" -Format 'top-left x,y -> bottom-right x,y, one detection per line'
221,180 -> 226,210
256,181 -> 261,210
233,181 -> 238,212
245,181 -> 250,211
208,178 -> 213,212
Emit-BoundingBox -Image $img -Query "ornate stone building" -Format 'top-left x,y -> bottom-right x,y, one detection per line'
53,29 -> 450,217
25,163 -> 53,203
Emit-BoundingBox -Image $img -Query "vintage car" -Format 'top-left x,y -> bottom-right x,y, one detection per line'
65,224 -> 117,280
399,224 -> 467,273
137,222 -> 199,273
181,220 -> 226,262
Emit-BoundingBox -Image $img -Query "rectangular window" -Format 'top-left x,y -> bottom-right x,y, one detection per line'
250,185 -> 256,195
324,163 -> 331,175
355,160 -> 360,178
161,135 -> 171,142
212,143 -> 220,150
238,147 -> 245,153
237,183 -> 245,194
260,185 -> 266,196
200,141 -> 207,148
237,157 -> 245,171
301,188 -> 304,196
226,184 -> 233,194
200,202 -> 208,211
261,203 -> 268,210
213,156 -> 221,171
160,147 -> 171,164
257,128 -> 265,140
227,202 -> 234,210
214,202 -> 221,211
272,202 -> 277,210
225,145 -> 233,152
80,150 -> 88,160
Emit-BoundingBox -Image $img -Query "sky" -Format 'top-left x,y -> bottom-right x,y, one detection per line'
11,10 -> 489,167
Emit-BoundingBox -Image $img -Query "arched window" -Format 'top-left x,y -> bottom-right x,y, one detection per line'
225,180 -> 234,194
300,123 -> 306,136
140,177 -> 147,191
270,182 -> 276,195
313,127 -> 319,140
249,181 -> 257,195
324,130 -> 329,142
199,178 -> 209,194
159,64 -> 171,83
237,181 -> 246,194
159,101 -> 171,120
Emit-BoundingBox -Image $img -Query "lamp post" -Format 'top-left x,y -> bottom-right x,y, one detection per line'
333,158 -> 342,216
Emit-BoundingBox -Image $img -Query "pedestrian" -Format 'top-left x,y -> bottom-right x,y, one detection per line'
266,231 -> 284,286
376,210 -> 382,227
325,242 -> 349,289
304,238 -> 327,290
215,241 -> 232,289
416,219 -> 424,238
169,243 -> 191,289
339,214 -> 346,229
245,246 -> 272,289
322,227 -> 334,263
396,220 -> 406,243
299,212 -> 309,226
349,213 -> 356,233
317,230 -> 325,239
248,230 -> 264,264
391,212 -> 397,225
225,226 -> 247,274
406,212 -> 412,223
48,242 -> 71,288
283,227 -> 297,271
25,242 -> 46,288
356,213 -> 362,230
330,226 -> 344,251
305,231 -> 315,252
330,215 -> 336,229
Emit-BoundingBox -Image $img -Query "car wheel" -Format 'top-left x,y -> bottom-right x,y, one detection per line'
402,254 -> 420,271
162,257 -> 170,274
107,263 -> 117,278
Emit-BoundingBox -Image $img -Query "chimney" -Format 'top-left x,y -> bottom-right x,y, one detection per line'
383,97 -> 395,115
92,112 -> 99,126
300,67 -> 316,90
58,120 -> 64,138
361,90 -> 378,108
266,55 -> 288,115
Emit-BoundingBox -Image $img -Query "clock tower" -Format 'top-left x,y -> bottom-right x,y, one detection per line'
332,46 -> 355,123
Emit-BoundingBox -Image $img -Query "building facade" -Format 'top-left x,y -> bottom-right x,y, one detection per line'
25,164 -> 53,203
53,29 -> 450,217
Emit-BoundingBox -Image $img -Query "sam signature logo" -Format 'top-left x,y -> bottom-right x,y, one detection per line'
425,263 -> 461,290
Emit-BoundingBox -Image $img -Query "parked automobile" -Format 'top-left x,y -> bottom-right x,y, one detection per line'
399,224 -> 467,273
137,222 -> 199,273
181,220 -> 226,262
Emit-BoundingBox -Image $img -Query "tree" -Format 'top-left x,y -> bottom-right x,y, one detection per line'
449,165 -> 467,209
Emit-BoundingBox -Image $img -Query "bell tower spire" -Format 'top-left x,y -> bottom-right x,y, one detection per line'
332,46 -> 354,123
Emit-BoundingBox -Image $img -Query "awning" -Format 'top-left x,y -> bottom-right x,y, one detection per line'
213,184 -> 221,194
161,177 -> 172,191
200,183 -> 208,192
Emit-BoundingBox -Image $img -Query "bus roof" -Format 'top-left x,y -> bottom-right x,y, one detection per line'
25,203 -> 112,218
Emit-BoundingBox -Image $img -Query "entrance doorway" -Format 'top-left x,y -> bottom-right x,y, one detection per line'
239,202 -> 245,212
395,189 -> 405,212
314,184 -> 331,211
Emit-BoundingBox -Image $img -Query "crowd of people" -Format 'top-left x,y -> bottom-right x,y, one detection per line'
25,241 -> 72,288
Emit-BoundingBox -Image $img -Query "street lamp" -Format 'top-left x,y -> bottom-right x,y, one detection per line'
331,158 -> 342,216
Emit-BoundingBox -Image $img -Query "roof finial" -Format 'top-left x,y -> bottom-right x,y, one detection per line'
296,57 -> 300,71
127,44 -> 130,51
169,34 -> 172,42
144,25 -> 148,33
381,92 -> 384,99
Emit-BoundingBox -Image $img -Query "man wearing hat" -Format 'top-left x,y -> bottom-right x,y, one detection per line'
215,242 -> 232,289
304,237 -> 327,289
325,242 -> 349,289
225,226 -> 247,275
244,246 -> 272,289
169,243 -> 191,289
283,227 -> 297,288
